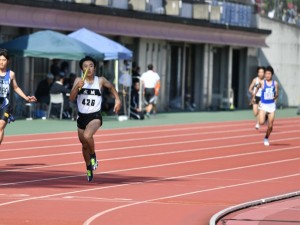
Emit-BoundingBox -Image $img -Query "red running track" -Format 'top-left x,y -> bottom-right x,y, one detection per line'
1,118 -> 300,225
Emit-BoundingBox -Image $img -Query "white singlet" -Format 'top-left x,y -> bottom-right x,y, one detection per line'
77,76 -> 102,114
253,77 -> 262,97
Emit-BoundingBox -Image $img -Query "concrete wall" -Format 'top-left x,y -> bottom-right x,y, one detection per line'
257,16 -> 300,107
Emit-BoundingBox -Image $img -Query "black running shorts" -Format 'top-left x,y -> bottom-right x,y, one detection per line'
77,111 -> 102,130
254,96 -> 261,105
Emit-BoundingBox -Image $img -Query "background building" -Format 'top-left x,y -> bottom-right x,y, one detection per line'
0,0 -> 298,117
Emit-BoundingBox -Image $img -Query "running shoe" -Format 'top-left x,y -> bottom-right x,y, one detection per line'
90,157 -> 98,171
255,123 -> 260,130
264,138 -> 270,146
87,167 -> 93,182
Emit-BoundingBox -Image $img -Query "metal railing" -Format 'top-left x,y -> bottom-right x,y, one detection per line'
209,191 -> 300,225
42,0 -> 255,28
222,219 -> 300,224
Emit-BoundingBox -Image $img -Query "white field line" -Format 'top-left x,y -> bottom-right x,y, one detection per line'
1,154 -> 300,209
3,119 -> 299,146
0,126 -> 259,152
3,122 -> 255,144
1,136 -> 300,174
82,172 -> 300,225
6,116 -> 299,139
1,128 -> 300,162
0,140 -> 300,187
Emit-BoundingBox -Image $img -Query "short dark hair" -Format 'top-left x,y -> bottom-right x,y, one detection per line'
0,49 -> 9,60
79,56 -> 96,70
265,65 -> 274,75
147,64 -> 153,70
257,66 -> 265,73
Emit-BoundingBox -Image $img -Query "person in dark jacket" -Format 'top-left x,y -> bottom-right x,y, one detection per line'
50,73 -> 70,118
130,81 -> 144,120
35,73 -> 54,108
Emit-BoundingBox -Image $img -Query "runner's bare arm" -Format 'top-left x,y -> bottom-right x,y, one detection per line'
252,81 -> 262,103
274,81 -> 279,100
100,77 -> 121,113
69,77 -> 84,101
10,71 -> 36,102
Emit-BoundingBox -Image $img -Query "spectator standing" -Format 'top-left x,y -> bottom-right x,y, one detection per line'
140,64 -> 160,118
35,73 -> 54,111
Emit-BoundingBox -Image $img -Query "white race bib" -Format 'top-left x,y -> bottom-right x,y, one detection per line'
264,87 -> 274,100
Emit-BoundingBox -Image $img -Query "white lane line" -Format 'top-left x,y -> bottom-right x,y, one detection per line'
0,194 -> 30,197
0,121 -> 276,152
1,155 -> 300,208
2,119 -> 299,147
1,142 -> 300,187
63,196 -> 133,202
7,117 -> 287,138
1,128 -> 299,162
1,136 -> 300,174
82,172 -> 300,225
0,126 -> 258,152
3,122 -> 254,145
9,116 -> 300,137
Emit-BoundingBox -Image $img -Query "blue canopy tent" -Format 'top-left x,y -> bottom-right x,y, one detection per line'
68,28 -> 132,60
0,30 -> 105,94
0,30 -> 104,60
69,28 -> 133,118
68,28 -> 133,90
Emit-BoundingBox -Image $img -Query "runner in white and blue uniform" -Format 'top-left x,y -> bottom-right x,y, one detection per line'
0,49 -> 36,146
248,66 -> 265,129
0,69 -> 11,121
70,56 -> 121,182
252,66 -> 279,146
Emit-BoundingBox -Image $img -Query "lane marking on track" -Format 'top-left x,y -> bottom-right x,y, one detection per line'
1,128 -> 300,162
3,122 -> 256,145
0,126 -> 261,152
0,142 -> 300,187
62,196 -> 133,202
1,136 -> 300,174
1,155 -> 300,211
0,194 -> 30,197
6,117 -> 297,139
82,172 -> 300,225
2,119 -> 299,147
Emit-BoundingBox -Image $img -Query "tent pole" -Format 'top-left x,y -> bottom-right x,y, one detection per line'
114,60 -> 119,92
30,57 -> 34,95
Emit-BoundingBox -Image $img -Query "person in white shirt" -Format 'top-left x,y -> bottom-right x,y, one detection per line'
248,66 -> 265,129
140,64 -> 160,117
70,56 -> 121,182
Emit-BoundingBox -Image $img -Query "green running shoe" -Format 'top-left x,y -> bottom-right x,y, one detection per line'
87,166 -> 93,182
90,157 -> 98,171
